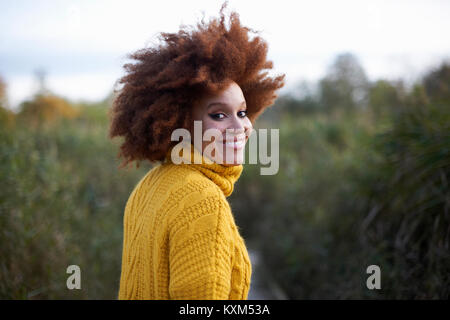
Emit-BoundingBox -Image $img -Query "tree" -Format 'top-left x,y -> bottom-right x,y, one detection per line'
34,67 -> 50,95
17,69 -> 78,127
422,61 -> 450,104
319,52 -> 370,112
0,75 -> 8,109
368,79 -> 406,119
18,93 -> 78,127
0,75 -> 15,127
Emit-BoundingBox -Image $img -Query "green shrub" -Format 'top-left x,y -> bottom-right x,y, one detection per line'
0,103 -> 149,299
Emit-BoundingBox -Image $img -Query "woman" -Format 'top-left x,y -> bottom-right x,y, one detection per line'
109,2 -> 285,300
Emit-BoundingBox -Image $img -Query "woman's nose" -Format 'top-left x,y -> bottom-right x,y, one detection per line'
228,114 -> 246,133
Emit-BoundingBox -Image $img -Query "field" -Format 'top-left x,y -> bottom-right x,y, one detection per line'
1,57 -> 449,299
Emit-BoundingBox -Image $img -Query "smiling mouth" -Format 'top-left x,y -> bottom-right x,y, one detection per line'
223,140 -> 245,148
219,135 -> 247,149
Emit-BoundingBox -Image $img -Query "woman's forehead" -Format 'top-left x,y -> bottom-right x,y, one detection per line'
202,82 -> 245,105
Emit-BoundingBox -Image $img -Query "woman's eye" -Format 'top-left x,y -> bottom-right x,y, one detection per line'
238,110 -> 247,118
209,113 -> 225,120
209,110 -> 247,120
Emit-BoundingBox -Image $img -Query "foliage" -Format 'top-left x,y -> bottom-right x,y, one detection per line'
0,101 -> 150,299
0,106 -> 15,128
1,59 -> 449,299
361,100 -> 450,298
232,61 -> 450,299
18,93 -> 79,127
318,52 -> 370,112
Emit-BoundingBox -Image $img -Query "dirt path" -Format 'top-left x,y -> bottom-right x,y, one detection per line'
247,248 -> 288,300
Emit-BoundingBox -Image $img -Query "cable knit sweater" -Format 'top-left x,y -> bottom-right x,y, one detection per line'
118,143 -> 252,300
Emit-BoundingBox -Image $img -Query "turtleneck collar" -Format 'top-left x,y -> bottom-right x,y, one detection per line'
165,142 -> 244,197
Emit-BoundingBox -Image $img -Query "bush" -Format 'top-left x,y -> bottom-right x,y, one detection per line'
232,65 -> 450,299
0,103 -> 150,299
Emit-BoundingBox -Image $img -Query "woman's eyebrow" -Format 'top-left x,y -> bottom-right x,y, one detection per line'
207,101 -> 246,110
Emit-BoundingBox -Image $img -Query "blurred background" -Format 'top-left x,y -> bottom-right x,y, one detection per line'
0,0 -> 449,299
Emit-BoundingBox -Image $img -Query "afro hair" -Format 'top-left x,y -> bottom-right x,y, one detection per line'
109,1 -> 285,168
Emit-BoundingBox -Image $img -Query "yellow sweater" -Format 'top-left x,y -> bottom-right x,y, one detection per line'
118,143 -> 252,299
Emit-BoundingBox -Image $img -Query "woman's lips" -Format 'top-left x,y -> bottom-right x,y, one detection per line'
223,140 -> 245,149
218,135 -> 247,150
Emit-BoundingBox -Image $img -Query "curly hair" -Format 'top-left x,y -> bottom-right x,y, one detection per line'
109,1 -> 285,168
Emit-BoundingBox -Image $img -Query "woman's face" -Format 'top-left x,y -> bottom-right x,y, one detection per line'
191,81 -> 253,166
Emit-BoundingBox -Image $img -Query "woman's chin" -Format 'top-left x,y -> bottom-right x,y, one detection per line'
222,162 -> 242,167
221,151 -> 245,166
206,143 -> 246,165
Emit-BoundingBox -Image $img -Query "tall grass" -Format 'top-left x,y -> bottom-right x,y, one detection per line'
0,104 -> 150,299
1,63 -> 448,299
231,79 -> 450,299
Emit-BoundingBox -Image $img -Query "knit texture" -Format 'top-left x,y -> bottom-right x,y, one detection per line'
118,143 -> 252,300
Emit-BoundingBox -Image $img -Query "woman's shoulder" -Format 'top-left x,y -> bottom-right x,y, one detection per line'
131,162 -> 225,207
161,162 -> 224,195
129,162 -> 237,238
159,163 -> 233,224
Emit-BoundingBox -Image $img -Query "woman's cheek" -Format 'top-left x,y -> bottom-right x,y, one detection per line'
244,117 -> 253,129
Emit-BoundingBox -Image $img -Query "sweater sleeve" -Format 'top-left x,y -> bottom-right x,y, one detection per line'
168,189 -> 234,300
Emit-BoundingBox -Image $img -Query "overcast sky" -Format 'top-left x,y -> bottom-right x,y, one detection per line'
1,0 -> 449,110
